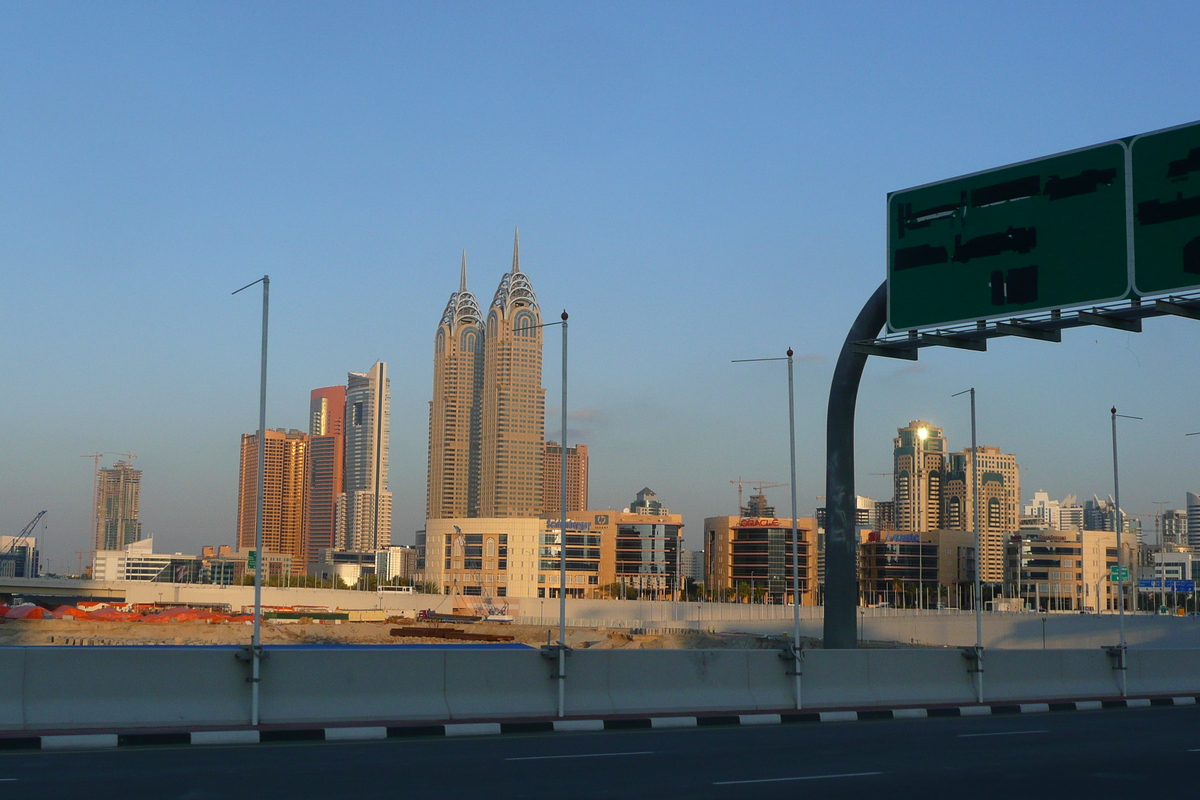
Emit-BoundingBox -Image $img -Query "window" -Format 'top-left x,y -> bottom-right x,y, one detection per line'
353,402 -> 364,426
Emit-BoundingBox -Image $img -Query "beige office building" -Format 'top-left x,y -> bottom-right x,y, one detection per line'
480,230 -> 546,517
237,429 -> 308,575
1005,528 -> 1123,612
418,496 -> 684,601
428,253 -> 485,520
427,231 -> 548,520
543,441 -> 589,516
704,515 -> 819,605
942,445 -> 1020,583
894,421 -> 946,532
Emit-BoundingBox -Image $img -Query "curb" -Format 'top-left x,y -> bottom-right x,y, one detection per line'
1,695 -> 1194,751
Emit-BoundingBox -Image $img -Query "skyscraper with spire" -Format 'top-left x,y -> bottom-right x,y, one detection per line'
428,252 -> 485,519
427,230 -> 546,519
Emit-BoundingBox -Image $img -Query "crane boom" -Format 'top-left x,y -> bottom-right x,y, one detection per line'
1,511 -> 47,578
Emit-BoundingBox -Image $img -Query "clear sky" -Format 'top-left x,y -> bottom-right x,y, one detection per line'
2,1 -> 1199,573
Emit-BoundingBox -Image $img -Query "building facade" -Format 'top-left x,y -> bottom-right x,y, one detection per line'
427,232 -> 552,520
893,421 -> 946,532
1005,528 -> 1120,612
428,253 -> 485,520
480,231 -> 546,517
941,445 -> 1020,583
416,493 -> 684,600
237,428 -> 308,575
542,441 -> 589,516
344,362 -> 391,550
703,515 -> 819,605
95,460 -> 142,551
305,385 -> 346,567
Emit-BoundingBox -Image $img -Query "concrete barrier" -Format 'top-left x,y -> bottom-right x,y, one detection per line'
595,650 -> 760,716
984,649 -> 1117,702
0,649 -> 25,729
1127,649 -> 1200,697
260,648 -> 450,724
20,646 -> 247,731
442,650 -> 554,720
2,645 -> 1200,733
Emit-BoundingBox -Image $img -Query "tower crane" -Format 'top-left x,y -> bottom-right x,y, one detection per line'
1,511 -> 47,578
729,478 -> 787,514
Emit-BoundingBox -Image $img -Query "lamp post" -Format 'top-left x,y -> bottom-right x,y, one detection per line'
232,275 -> 269,726
953,388 -> 983,702
518,311 -> 569,716
1111,406 -> 1141,697
912,427 -> 931,612
733,349 -> 803,709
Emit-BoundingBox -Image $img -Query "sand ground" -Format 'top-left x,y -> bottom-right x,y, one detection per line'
0,618 -> 820,649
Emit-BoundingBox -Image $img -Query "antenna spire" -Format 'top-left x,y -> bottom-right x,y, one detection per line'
511,227 -> 521,274
459,250 -> 468,292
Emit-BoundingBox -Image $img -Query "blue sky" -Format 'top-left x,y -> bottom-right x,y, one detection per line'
2,1 -> 1198,572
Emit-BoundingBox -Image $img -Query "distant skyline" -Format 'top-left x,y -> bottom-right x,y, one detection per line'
2,3 -> 1199,573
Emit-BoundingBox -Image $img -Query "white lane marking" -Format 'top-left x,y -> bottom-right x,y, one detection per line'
1186,748 -> 1200,752
0,778 -> 17,782
506,750 -> 654,762
958,730 -> 1049,738
714,771 -> 882,785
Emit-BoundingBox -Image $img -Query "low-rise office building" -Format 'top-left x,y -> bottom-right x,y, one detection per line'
703,515 -> 819,605
1004,529 -> 1123,611
415,491 -> 685,600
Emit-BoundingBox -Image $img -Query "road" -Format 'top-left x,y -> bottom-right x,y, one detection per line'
2,705 -> 1197,798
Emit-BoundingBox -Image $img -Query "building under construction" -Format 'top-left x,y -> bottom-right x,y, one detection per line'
95,460 -> 142,551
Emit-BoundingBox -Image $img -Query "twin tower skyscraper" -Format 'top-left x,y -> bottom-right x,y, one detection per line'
427,229 -> 546,519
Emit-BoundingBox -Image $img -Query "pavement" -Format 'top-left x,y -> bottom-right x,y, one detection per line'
2,702 -> 1199,798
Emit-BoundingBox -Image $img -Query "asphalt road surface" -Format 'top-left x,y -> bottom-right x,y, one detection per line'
3,705 -> 1198,799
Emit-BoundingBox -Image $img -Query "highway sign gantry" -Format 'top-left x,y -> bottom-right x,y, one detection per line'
1132,120 -> 1200,296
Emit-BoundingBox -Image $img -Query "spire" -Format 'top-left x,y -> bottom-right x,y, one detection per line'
511,227 -> 521,275
459,250 -> 468,293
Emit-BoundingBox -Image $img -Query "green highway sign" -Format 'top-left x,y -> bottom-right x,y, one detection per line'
1110,566 -> 1129,581
888,142 -> 1130,331
247,550 -> 257,570
1132,120 -> 1200,295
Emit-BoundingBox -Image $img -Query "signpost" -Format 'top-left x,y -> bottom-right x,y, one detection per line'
888,142 -> 1129,331
1132,120 -> 1200,295
887,120 -> 1200,332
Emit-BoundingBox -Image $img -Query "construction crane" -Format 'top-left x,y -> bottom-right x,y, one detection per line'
1,511 -> 47,578
729,478 -> 787,514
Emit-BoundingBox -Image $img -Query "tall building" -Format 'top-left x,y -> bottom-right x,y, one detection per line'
1188,492 -> 1200,549
427,233 -> 548,521
1162,509 -> 1189,547
542,441 -> 589,516
428,253 -> 485,520
893,421 -> 946,532
1023,490 -> 1060,529
236,429 -> 308,574
704,514 -> 819,605
345,362 -> 392,550
480,231 -> 546,517
305,385 -> 346,567
1058,495 -> 1085,531
941,445 -> 1020,583
95,460 -> 142,551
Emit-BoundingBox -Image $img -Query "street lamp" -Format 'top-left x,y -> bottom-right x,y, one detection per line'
953,387 -> 983,703
1111,406 -> 1142,697
232,274 -> 269,727
914,427 -> 929,611
517,310 -> 569,717
733,349 -> 803,709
